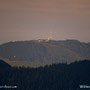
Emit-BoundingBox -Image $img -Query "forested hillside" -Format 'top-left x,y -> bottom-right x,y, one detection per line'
0,60 -> 90,90
0,59 -> 11,69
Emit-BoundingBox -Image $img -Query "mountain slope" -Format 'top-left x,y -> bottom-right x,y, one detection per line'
0,40 -> 90,67
0,59 -> 11,68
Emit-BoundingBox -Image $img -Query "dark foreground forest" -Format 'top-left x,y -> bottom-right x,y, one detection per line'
0,60 -> 90,90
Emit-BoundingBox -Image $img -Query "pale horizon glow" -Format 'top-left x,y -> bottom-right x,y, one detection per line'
0,0 -> 90,44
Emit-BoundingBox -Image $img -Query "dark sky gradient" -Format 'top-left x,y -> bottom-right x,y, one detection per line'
0,0 -> 90,44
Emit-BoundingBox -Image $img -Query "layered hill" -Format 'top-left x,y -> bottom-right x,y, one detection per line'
0,40 -> 90,67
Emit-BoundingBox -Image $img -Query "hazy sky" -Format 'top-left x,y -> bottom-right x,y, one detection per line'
0,0 -> 90,44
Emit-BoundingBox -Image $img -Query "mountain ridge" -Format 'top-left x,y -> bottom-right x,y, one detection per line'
0,39 -> 90,67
